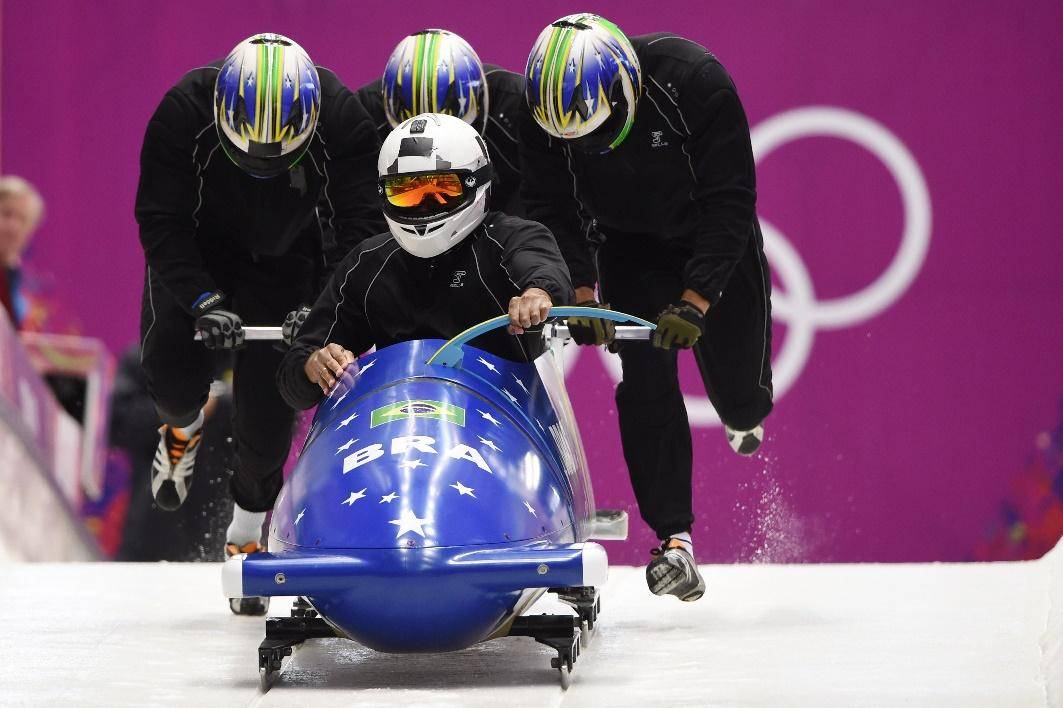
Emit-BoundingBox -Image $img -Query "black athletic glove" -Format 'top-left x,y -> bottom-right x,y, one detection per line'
282,305 -> 312,347
652,301 -> 706,350
193,291 -> 244,350
567,300 -> 616,346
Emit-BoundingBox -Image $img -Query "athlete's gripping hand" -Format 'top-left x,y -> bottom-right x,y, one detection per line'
282,305 -> 312,347
508,288 -> 553,334
193,291 -> 245,350
304,343 -> 356,394
652,301 -> 706,350
567,299 -> 616,346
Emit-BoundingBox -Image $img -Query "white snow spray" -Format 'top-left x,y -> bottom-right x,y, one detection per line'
740,439 -> 814,563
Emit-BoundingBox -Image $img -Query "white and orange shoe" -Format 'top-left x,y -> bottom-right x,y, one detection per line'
150,418 -> 203,511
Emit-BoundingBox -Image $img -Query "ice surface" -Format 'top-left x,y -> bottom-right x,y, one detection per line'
0,552 -> 1057,707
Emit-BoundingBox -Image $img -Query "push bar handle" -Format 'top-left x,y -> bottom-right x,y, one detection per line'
193,326 -> 282,342
547,324 -> 651,341
426,306 -> 656,368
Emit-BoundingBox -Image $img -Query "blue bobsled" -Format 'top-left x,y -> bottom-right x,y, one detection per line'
222,308 -> 652,688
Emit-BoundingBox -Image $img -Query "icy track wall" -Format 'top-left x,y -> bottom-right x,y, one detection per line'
4,2 -> 1062,563
0,310 -> 98,561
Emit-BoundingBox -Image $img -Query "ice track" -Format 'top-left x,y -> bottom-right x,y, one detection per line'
2,545 -> 1060,707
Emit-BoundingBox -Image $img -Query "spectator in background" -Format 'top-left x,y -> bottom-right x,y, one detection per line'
0,175 -> 44,328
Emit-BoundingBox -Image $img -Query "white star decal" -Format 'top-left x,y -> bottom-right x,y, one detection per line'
330,390 -> 349,409
476,356 -> 500,374
294,508 -> 306,525
478,410 -> 502,427
337,412 -> 358,428
356,359 -> 376,376
398,459 -> 426,471
500,388 -> 518,406
341,488 -> 367,506
336,439 -> 358,454
389,508 -> 429,539
512,375 -> 530,395
478,436 -> 501,453
379,492 -> 399,504
523,500 -> 537,517
450,481 -> 476,497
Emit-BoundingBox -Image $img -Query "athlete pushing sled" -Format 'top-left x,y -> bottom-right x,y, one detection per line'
134,33 -> 382,612
277,112 -> 573,406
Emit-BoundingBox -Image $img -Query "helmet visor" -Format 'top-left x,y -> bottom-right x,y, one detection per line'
383,172 -> 466,217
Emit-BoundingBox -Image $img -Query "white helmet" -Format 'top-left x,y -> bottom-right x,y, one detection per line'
378,113 -> 492,258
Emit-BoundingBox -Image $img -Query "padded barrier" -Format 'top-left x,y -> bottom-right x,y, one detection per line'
0,309 -> 99,560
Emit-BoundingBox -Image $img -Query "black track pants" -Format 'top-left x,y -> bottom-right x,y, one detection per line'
597,227 -> 773,539
139,255 -> 314,512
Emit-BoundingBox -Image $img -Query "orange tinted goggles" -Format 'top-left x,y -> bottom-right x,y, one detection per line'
383,172 -> 464,208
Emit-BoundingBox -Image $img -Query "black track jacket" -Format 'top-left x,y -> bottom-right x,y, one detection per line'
135,62 -> 384,314
517,34 -> 760,306
355,65 -> 526,214
277,212 -> 573,410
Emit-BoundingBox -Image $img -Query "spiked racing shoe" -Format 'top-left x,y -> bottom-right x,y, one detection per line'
150,423 -> 202,511
646,539 -> 706,602
226,541 -> 270,615
725,423 -> 763,456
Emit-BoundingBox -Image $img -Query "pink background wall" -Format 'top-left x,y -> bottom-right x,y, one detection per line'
4,1 -> 1061,563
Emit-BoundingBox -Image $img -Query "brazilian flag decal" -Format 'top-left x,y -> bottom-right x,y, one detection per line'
370,400 -> 466,428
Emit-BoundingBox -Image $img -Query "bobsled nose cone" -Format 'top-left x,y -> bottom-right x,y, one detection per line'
216,543 -> 610,652
220,543 -> 609,600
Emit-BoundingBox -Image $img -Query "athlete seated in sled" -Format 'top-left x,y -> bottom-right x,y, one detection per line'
277,112 -> 573,408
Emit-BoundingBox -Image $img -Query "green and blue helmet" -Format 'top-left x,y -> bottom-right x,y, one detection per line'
382,29 -> 487,134
214,33 -> 320,178
525,13 -> 641,154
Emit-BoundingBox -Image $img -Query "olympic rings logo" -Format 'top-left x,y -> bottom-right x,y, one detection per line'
566,106 -> 933,427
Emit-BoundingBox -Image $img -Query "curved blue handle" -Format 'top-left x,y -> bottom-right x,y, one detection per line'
426,306 -> 656,368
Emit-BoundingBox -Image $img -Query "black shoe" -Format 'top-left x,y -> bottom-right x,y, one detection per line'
646,539 -> 706,602
228,597 -> 269,615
